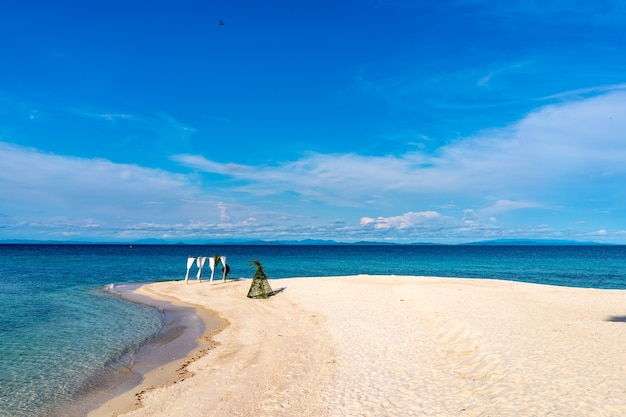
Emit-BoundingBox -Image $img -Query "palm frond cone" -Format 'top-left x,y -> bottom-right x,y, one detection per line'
247,260 -> 274,299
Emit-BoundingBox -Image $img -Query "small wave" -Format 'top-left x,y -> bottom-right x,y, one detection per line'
102,283 -> 115,293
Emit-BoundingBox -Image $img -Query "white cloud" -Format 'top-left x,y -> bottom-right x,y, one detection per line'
3,90 -> 626,243
168,90 -> 626,242
540,83 -> 626,100
0,141 -> 200,221
360,211 -> 448,230
217,201 -> 230,223
174,90 -> 626,207
480,200 -> 543,216
97,113 -> 134,121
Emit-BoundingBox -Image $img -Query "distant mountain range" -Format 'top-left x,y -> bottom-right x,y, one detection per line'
458,239 -> 615,246
0,238 -> 619,246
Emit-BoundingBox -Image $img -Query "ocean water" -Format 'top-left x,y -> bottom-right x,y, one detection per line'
1,243 -> 625,416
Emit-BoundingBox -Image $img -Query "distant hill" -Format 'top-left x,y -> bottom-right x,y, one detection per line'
235,239 -> 339,245
263,239 -> 400,245
0,238 -> 617,246
460,239 -> 614,246
234,240 -> 439,246
193,239 -> 614,246
132,238 -> 171,244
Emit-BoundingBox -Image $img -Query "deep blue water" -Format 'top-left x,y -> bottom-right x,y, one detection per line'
1,243 -> 625,416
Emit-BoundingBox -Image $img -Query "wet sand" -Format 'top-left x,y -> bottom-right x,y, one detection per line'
86,284 -> 225,417
91,275 -> 626,417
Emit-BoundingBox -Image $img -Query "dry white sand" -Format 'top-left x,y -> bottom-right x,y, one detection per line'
91,275 -> 626,417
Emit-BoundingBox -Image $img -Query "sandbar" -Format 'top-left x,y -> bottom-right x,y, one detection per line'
91,275 -> 626,417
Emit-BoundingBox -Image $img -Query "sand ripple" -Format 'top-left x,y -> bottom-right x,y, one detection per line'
94,276 -> 626,417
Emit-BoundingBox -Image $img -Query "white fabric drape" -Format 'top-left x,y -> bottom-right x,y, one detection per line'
208,256 -> 216,283
196,256 -> 207,281
184,256 -> 196,284
220,256 -> 227,281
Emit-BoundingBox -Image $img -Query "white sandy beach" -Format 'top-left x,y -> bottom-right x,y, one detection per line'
91,275 -> 626,417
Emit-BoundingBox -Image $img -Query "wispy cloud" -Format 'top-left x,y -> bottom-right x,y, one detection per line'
67,106 -> 196,136
170,91 -> 626,241
175,90 -> 626,205
480,200 -> 544,216
539,83 -> 626,101
3,90 -> 626,242
455,0 -> 620,18
0,141 -> 199,220
96,113 -> 135,122
360,211 -> 453,229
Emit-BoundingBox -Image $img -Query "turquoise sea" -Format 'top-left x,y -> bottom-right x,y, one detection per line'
1,243 -> 626,416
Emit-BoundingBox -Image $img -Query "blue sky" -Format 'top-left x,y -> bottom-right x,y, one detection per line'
2,0 -> 626,244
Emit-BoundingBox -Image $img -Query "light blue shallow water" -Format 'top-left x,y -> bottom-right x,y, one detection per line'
1,243 -> 625,416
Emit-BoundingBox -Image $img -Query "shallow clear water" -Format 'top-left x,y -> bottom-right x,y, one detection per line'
0,245 -> 165,417
1,243 -> 625,416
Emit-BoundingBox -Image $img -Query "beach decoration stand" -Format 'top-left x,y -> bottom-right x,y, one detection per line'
247,260 -> 274,299
185,255 -> 229,284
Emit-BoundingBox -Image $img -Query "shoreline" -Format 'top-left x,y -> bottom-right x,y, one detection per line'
91,275 -> 626,417
85,283 -> 227,417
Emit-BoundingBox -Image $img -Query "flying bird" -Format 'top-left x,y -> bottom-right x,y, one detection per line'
218,19 -> 225,26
